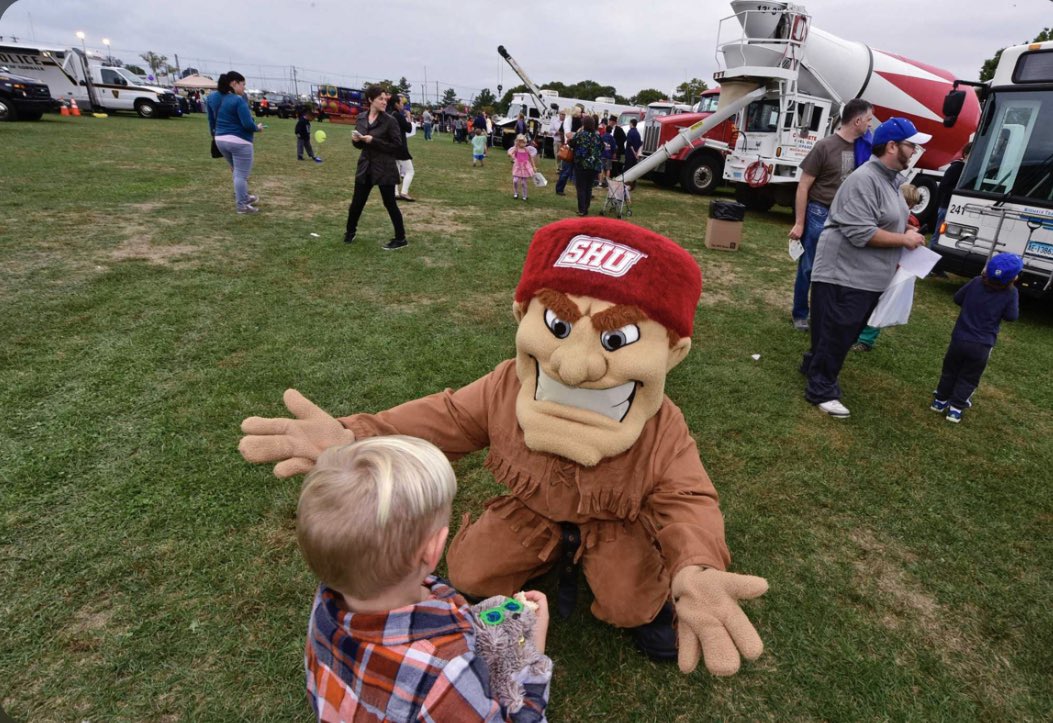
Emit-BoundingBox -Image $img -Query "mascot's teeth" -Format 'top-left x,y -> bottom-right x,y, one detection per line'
535,366 -> 635,422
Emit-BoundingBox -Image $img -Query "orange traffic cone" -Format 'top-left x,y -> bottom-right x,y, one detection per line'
70,98 -> 81,116
60,102 -> 70,116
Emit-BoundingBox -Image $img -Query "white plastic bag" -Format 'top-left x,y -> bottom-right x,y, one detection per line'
533,171 -> 548,187
867,269 -> 916,328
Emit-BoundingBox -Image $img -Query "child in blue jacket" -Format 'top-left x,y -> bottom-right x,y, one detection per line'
931,253 -> 1022,423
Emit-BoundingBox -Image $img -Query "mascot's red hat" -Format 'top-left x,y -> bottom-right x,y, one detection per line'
515,218 -> 703,338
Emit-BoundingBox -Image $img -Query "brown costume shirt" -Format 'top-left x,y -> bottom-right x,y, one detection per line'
339,359 -> 730,580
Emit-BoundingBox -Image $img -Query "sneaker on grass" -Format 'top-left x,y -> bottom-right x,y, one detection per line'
930,397 -> 948,413
946,407 -> 963,423
383,238 -> 408,251
792,317 -> 809,332
817,400 -> 850,418
236,204 -> 259,214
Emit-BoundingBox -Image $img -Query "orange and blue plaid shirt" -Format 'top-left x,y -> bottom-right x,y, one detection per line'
305,576 -> 551,722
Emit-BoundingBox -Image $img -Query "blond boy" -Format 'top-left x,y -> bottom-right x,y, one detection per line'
298,436 -> 551,722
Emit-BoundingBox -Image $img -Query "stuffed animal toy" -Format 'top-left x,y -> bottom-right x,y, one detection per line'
240,217 -> 768,676
468,594 -> 551,715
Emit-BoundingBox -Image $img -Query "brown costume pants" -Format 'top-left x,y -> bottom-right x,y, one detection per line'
447,495 -> 669,628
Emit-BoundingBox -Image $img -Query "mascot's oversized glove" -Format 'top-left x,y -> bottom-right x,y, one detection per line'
238,389 -> 355,478
671,566 -> 768,676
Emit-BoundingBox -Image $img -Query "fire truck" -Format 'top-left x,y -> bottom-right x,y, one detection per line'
937,39 -> 1053,296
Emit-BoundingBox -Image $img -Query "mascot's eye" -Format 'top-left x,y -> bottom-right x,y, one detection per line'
601,324 -> 640,351
544,309 -> 572,339
481,608 -> 505,626
503,599 -> 524,613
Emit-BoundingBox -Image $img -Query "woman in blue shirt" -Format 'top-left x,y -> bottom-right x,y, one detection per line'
207,71 -> 263,214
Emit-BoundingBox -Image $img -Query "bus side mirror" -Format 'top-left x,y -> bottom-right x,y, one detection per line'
943,90 -> 966,128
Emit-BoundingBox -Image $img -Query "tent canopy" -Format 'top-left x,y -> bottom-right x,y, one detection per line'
174,74 -> 217,90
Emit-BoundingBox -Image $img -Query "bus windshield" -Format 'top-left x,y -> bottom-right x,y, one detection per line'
959,89 -> 1053,203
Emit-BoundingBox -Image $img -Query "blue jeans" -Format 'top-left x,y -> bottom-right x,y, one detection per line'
792,201 -> 828,321
555,161 -> 575,193
929,207 -> 947,249
216,139 -> 254,208
423,122 -> 432,141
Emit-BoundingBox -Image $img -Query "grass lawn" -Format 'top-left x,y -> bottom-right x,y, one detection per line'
1,112 -> 1051,722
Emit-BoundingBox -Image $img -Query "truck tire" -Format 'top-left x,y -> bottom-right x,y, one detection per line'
911,175 -> 939,230
681,153 -> 721,195
136,100 -> 157,118
0,98 -> 16,121
734,183 -> 775,212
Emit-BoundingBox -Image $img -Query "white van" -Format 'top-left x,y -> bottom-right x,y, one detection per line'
0,42 -> 181,118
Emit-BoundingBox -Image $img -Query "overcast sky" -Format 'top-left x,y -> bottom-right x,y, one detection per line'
1,0 -> 1049,102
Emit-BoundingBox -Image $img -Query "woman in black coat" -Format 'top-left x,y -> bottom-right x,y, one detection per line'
344,85 -> 407,250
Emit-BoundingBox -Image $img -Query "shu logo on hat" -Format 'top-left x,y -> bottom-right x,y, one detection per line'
554,235 -> 648,278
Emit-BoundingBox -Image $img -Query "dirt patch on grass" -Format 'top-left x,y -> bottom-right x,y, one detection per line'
110,238 -> 199,266
399,204 -> 476,237
848,528 -> 1020,705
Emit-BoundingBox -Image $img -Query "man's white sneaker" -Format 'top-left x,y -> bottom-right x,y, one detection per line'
817,400 -> 850,418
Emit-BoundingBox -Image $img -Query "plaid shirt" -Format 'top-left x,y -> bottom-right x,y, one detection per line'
305,577 -> 551,722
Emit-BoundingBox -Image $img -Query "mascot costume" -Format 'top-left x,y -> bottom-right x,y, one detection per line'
240,218 -> 767,676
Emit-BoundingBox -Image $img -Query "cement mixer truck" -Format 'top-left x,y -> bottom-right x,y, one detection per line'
622,1 -> 981,226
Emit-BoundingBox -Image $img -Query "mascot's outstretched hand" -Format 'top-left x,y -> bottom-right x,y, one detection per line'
671,566 -> 768,676
239,389 -> 355,478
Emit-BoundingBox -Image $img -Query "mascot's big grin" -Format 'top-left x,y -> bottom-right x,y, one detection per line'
533,362 -> 637,422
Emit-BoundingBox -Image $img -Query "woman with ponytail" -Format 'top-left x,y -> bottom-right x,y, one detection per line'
206,71 -> 263,214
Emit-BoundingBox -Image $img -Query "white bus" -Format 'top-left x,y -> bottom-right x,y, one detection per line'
937,40 -> 1053,296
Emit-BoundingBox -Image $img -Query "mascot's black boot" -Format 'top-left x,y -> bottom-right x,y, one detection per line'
630,601 -> 678,662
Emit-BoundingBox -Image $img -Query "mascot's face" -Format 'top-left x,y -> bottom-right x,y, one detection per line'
514,290 -> 690,467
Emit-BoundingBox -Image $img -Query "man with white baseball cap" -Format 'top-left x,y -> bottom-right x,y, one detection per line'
801,117 -> 931,418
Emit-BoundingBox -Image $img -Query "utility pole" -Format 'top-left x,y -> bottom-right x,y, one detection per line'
292,65 -> 298,96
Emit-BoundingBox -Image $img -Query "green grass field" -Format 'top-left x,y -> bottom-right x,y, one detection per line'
1,112 -> 1051,721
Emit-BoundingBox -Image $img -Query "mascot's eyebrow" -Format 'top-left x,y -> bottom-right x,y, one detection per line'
536,289 -> 582,322
592,305 -> 647,332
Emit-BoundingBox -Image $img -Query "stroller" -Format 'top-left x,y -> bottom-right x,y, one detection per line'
600,177 -> 632,218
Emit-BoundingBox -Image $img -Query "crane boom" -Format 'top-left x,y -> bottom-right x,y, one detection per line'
497,45 -> 550,119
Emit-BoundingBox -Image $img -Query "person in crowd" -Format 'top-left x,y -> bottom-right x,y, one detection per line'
623,117 -> 643,188
485,112 -> 494,148
515,112 -> 527,138
508,134 -> 538,201
344,85 -> 408,250
568,115 -> 603,216
788,99 -> 875,332
207,71 -> 263,214
852,183 -> 923,352
801,117 -> 929,418
389,94 -> 416,202
599,122 -> 616,188
929,142 -> 972,252
299,436 -> 553,722
610,117 -> 626,176
422,108 -> 434,141
930,252 -> 1021,424
471,127 -> 488,167
550,110 -> 566,162
295,109 -> 323,163
258,94 -> 269,117
474,110 -> 486,138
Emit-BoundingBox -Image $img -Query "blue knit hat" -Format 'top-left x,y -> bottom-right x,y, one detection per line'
986,253 -> 1023,282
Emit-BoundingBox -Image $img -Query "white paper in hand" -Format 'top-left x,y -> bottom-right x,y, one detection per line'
899,246 -> 941,278
789,238 -> 805,262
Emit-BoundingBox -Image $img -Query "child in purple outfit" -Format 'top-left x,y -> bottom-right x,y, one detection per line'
930,253 -> 1022,423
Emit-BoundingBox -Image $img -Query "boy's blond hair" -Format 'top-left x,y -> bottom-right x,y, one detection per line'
296,436 -> 456,598
900,183 -> 920,208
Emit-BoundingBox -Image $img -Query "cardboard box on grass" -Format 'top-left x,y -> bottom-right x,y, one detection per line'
705,201 -> 746,251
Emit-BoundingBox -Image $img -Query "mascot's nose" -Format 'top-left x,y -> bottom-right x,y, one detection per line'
549,331 -> 607,386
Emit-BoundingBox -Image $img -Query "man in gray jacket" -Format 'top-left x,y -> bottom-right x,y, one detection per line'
802,118 -> 930,418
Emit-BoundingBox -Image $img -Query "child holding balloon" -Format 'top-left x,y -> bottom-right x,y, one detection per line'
295,109 -> 324,163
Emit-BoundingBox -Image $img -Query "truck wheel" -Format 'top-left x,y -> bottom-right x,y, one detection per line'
734,183 -> 775,212
681,154 -> 721,195
0,98 -> 16,121
911,175 -> 939,230
136,100 -> 157,118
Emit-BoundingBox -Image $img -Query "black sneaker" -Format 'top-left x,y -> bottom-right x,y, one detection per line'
343,232 -> 356,244
630,602 -> 678,662
383,238 -> 408,251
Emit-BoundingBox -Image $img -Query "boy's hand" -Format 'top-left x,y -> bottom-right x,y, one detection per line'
522,591 -> 549,654
239,389 -> 355,478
